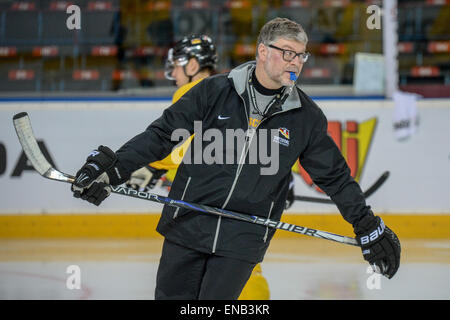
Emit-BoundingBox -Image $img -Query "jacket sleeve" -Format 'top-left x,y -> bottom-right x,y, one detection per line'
114,80 -> 207,180
298,110 -> 372,225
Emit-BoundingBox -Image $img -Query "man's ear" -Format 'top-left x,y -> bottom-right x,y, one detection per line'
257,43 -> 267,61
186,58 -> 200,76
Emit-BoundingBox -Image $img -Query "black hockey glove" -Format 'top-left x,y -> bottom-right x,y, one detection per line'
285,173 -> 295,210
71,145 -> 124,206
354,214 -> 401,279
126,165 -> 167,191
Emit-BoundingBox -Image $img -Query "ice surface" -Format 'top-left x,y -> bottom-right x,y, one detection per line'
1,238 -> 449,300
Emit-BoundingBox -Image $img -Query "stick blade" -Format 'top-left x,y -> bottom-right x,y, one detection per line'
13,112 -> 52,176
12,112 -> 75,183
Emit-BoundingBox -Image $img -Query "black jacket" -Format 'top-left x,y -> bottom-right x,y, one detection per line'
115,62 -> 371,263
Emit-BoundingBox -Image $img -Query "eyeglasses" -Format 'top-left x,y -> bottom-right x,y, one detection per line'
268,44 -> 310,63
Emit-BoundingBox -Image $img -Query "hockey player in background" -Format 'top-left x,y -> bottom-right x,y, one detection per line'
71,18 -> 401,299
125,35 -> 271,300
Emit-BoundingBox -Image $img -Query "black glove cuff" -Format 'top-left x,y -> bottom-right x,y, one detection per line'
85,145 -> 128,186
105,163 -> 128,186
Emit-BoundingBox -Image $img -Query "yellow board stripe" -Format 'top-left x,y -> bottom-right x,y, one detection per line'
0,214 -> 449,239
0,214 -> 161,238
278,214 -> 450,239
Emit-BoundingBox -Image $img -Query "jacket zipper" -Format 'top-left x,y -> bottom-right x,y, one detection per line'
212,93 -> 250,253
173,176 -> 191,219
211,91 -> 293,252
263,201 -> 275,243
212,128 -> 256,253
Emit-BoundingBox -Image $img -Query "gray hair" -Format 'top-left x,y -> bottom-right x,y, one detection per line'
256,17 -> 308,57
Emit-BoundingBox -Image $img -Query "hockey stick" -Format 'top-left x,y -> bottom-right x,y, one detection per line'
13,112 -> 359,247
294,171 -> 390,204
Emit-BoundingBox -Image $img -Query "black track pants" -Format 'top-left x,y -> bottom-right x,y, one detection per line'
155,239 -> 257,300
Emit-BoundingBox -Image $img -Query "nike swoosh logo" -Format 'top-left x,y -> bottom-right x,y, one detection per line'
218,115 -> 230,120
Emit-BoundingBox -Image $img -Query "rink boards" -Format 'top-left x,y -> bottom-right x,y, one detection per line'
0,98 -> 449,238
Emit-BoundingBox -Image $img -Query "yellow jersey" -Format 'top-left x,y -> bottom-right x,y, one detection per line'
149,78 -> 203,181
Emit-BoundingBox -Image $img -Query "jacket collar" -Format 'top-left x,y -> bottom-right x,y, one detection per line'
228,61 -> 302,112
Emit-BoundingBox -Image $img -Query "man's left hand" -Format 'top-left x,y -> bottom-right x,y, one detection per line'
354,214 -> 401,279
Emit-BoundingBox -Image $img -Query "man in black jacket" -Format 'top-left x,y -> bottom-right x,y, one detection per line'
71,17 -> 401,299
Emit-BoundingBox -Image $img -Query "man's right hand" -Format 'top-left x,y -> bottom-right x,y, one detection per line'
126,165 -> 167,191
71,145 -> 123,206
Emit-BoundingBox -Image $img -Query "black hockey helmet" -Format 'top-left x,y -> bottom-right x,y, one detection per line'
165,35 -> 218,80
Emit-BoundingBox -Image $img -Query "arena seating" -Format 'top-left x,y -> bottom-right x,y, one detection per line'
0,0 -> 448,94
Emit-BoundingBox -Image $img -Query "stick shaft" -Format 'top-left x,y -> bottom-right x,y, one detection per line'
110,186 -> 359,246
13,112 -> 359,247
